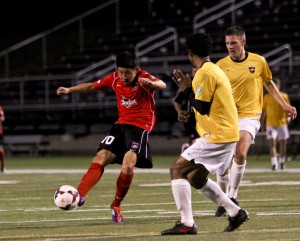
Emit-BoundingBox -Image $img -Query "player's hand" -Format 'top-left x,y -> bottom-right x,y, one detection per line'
178,110 -> 191,122
286,105 -> 297,120
172,69 -> 192,91
57,87 -> 70,95
139,78 -> 154,88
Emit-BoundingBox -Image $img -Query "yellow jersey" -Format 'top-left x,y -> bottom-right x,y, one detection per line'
216,52 -> 272,119
263,92 -> 290,127
193,62 -> 239,143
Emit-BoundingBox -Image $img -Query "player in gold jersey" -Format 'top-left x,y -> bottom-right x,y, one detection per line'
214,26 -> 297,217
261,78 -> 291,170
161,32 -> 248,235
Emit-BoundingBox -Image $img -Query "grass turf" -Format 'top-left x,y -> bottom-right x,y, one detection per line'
0,154 -> 300,240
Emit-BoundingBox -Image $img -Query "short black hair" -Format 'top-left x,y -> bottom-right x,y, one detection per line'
186,32 -> 212,57
116,51 -> 137,68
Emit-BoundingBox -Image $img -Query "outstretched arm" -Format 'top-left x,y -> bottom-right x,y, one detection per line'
263,80 -> 297,119
57,82 -> 95,95
139,78 -> 166,90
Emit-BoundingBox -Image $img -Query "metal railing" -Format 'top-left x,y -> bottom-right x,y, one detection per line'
0,0 -> 119,79
193,0 -> 255,32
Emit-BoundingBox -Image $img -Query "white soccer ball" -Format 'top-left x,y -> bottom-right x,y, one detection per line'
54,185 -> 80,210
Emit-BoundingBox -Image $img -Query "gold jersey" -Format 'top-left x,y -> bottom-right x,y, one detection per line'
193,62 -> 239,143
263,92 -> 290,127
216,52 -> 272,119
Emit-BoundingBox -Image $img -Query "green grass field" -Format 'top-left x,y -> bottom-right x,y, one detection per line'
1,154 -> 300,241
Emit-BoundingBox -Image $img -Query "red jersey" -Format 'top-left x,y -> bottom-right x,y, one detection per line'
92,68 -> 160,131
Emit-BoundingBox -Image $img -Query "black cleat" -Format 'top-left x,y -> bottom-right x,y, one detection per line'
215,197 -> 239,217
280,163 -> 285,170
161,222 -> 198,235
230,197 -> 239,206
215,206 -> 226,217
224,209 -> 249,232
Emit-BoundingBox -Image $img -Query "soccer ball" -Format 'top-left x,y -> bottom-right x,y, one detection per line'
54,185 -> 80,210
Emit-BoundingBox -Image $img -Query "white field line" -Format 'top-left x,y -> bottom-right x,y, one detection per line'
3,168 -> 300,174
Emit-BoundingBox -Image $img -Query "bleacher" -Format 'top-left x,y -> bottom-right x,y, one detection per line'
0,0 -> 300,139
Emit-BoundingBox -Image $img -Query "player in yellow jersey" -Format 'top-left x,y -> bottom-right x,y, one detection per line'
161,32 -> 249,235
261,78 -> 291,170
214,26 -> 297,217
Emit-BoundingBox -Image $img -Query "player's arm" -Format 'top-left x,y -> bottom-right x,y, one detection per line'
183,88 -> 211,115
57,82 -> 95,95
139,78 -> 166,90
0,108 -> 5,122
263,80 -> 297,119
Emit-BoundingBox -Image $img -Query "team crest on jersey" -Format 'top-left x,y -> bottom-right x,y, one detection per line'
248,65 -> 255,73
121,95 -> 137,109
196,87 -> 202,94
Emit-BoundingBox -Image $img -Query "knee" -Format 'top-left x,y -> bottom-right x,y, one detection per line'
235,152 -> 246,165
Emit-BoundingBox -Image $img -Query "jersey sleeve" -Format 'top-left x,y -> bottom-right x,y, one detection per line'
193,70 -> 215,102
92,72 -> 115,90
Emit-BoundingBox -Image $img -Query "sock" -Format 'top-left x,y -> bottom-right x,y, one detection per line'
77,163 -> 103,199
0,150 -> 5,172
228,160 -> 246,199
279,157 -> 285,164
199,178 -> 239,217
216,172 -> 230,195
271,156 -> 278,167
171,179 -> 194,227
111,171 -> 134,207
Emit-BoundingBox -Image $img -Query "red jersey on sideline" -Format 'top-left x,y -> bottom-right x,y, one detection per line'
92,68 -> 160,131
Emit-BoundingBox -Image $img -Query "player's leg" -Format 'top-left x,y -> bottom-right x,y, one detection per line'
0,146 -> 5,173
269,138 -> 278,170
77,149 -> 115,201
228,130 -> 252,200
161,156 -> 199,235
266,126 -> 279,170
110,151 -> 136,223
215,168 -> 230,217
278,126 -> 289,170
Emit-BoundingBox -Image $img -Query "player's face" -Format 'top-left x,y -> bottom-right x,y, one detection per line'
225,35 -> 246,61
117,67 -> 138,86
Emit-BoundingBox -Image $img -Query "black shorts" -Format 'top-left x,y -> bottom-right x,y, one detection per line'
0,135 -> 4,145
97,124 -> 153,168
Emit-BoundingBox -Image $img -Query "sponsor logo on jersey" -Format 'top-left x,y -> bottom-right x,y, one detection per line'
121,95 -> 137,109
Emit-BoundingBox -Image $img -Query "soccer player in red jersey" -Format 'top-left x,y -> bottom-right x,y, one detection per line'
57,51 -> 166,223
0,105 -> 5,173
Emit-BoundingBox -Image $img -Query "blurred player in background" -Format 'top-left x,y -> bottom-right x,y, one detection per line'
0,105 -> 5,173
261,78 -> 291,170
57,51 -> 166,223
214,26 -> 297,217
172,67 -> 200,153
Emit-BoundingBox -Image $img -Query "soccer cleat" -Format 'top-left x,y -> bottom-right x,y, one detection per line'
111,205 -> 123,223
215,197 -> 239,217
230,197 -> 239,206
215,206 -> 226,217
280,163 -> 285,170
224,209 -> 249,232
77,195 -> 85,207
161,222 -> 198,235
272,165 -> 278,171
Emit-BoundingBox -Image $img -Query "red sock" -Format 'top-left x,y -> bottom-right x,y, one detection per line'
77,163 -> 103,199
111,171 -> 134,207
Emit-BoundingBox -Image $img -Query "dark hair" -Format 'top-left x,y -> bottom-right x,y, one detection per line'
116,51 -> 137,68
186,32 -> 212,57
225,26 -> 245,38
